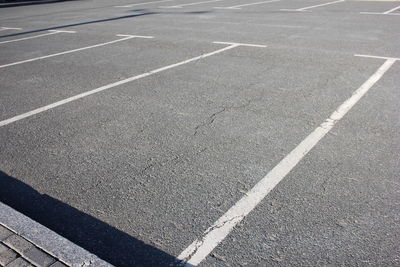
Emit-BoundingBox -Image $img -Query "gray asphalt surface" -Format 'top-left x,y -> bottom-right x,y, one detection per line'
0,0 -> 399,266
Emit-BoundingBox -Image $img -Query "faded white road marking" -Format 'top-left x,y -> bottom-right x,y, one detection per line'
355,54 -> 400,61
0,34 -> 153,69
214,0 -> 279,10
360,11 -> 400,15
0,27 -> 22,31
0,41 -> 265,127
115,0 -> 173,7
0,30 -> 75,45
383,4 -> 400,13
198,20 -> 306,28
213,41 -> 266,47
360,4 -> 400,15
281,0 -> 344,11
177,56 -> 396,267
160,0 -> 224,8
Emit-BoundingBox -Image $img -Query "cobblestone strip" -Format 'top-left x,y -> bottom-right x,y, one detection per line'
0,202 -> 113,267
1,224 -> 64,267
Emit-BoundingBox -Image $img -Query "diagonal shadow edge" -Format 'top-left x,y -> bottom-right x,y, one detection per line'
0,170 -> 188,267
0,12 -> 156,38
0,10 -> 211,39
0,0 -> 80,9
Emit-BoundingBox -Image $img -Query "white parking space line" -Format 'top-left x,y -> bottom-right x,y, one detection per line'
281,0 -> 345,12
360,4 -> 400,15
360,12 -> 400,15
115,0 -> 173,8
214,0 -> 279,10
0,34 -> 153,69
160,0 -> 224,9
355,54 -> 400,61
177,56 -> 397,267
0,27 -> 22,31
0,41 -> 265,128
383,4 -> 400,14
213,41 -> 266,47
0,30 -> 75,45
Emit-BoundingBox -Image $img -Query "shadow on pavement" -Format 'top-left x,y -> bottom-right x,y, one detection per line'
0,0 -> 80,8
0,170 -> 188,267
0,11 -> 156,38
0,9 -> 211,39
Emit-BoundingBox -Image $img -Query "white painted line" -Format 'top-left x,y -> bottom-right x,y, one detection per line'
0,27 -> 22,31
0,30 -> 75,45
281,0 -> 344,11
48,30 -> 76,33
279,8 -> 309,12
383,4 -> 400,14
360,11 -> 400,15
213,41 -> 266,47
355,54 -> 400,61
0,34 -> 152,69
359,11 -> 381,14
116,34 -> 154,38
297,0 -> 344,11
177,57 -> 396,266
160,0 -> 223,8
0,42 -> 265,127
115,0 -> 173,7
214,0 -> 279,10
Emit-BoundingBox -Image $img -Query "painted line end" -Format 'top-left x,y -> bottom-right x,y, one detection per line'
355,54 -> 399,61
49,30 -> 76,33
116,34 -> 154,38
280,8 -> 301,11
1,27 -> 22,30
213,41 -> 266,48
159,5 -> 182,8
214,7 -> 240,9
360,12 -> 381,14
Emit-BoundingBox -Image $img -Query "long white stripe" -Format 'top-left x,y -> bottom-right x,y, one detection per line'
177,58 -> 396,266
0,30 -> 75,45
0,34 -> 153,69
0,27 -> 22,31
161,0 -> 223,8
383,4 -> 400,14
215,0 -> 279,9
0,44 -> 239,127
297,0 -> 344,11
115,0 -> 173,7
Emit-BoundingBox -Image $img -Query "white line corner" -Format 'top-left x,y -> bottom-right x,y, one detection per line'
355,54 -> 400,61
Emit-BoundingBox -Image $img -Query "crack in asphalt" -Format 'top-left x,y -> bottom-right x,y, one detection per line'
193,99 -> 255,136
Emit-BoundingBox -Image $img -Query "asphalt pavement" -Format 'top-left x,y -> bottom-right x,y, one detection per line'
0,0 -> 399,266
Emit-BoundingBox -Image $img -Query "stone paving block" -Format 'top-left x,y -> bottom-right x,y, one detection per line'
1,203 -> 111,267
6,257 -> 34,267
23,247 -> 55,267
0,225 -> 13,241
49,261 -> 67,267
0,243 -> 18,266
4,235 -> 34,254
